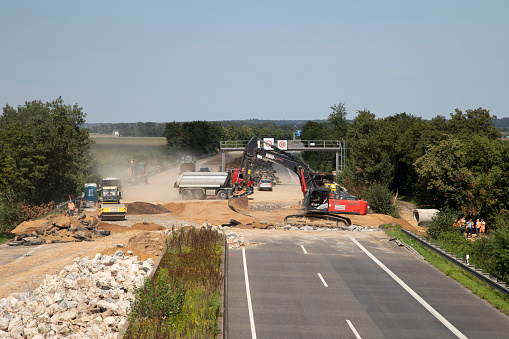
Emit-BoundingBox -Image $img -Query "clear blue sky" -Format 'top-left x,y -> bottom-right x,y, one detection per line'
1,1 -> 508,123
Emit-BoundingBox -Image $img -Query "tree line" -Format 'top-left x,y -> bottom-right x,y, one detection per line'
0,98 -> 94,231
164,120 -> 299,156
301,104 -> 506,224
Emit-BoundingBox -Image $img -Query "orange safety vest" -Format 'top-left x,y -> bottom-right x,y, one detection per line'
68,202 -> 75,210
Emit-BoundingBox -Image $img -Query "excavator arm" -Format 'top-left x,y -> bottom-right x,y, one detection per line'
228,136 -> 368,223
229,136 -> 319,215
234,136 -> 317,195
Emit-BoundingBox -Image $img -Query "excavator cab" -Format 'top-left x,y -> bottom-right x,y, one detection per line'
305,188 -> 330,211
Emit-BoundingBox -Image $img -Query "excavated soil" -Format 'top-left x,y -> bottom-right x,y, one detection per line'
97,221 -> 167,233
126,202 -> 170,214
100,231 -> 167,261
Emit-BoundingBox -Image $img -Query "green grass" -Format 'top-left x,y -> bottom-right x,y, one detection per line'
0,233 -> 15,245
125,227 -> 224,338
384,224 -> 509,315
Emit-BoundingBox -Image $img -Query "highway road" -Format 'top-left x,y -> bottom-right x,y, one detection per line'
227,231 -> 509,338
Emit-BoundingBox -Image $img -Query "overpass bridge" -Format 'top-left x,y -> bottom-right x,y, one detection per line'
219,139 -> 347,174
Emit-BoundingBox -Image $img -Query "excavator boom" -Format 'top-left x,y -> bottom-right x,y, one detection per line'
228,136 -> 368,224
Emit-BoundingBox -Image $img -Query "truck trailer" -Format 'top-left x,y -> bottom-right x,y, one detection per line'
174,171 -> 235,200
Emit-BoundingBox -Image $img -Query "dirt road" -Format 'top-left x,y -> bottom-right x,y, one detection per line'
0,155 -> 421,298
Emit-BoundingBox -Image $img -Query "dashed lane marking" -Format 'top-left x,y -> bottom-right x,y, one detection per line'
318,273 -> 328,287
346,320 -> 362,339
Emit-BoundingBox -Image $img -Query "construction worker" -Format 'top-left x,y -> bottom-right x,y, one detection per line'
475,219 -> 481,237
466,219 -> 473,237
68,200 -> 75,217
480,219 -> 486,237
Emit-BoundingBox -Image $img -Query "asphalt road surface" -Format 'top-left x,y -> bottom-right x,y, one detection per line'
227,231 -> 509,339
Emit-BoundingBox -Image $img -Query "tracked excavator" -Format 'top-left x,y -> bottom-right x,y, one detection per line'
228,137 -> 368,226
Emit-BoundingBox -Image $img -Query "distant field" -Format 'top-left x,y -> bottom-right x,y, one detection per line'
90,136 -> 174,178
91,135 -> 167,145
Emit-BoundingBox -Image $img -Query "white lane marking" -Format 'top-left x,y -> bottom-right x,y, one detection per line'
242,247 -> 257,339
349,236 -> 468,339
301,245 -> 308,254
346,320 -> 362,339
317,273 -> 328,287
287,167 -> 300,184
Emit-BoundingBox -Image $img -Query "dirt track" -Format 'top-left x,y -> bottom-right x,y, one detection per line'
0,155 -> 422,298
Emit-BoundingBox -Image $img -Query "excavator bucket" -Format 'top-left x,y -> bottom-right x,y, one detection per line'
228,194 -> 252,216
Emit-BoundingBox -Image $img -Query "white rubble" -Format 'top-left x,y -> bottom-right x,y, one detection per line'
0,252 -> 156,338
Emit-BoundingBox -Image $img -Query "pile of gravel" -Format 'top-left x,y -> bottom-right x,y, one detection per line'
0,251 -> 155,338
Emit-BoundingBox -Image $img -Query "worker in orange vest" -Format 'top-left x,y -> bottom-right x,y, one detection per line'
68,200 -> 75,217
480,219 -> 486,237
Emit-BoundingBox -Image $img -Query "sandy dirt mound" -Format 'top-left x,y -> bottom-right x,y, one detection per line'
100,232 -> 167,261
127,231 -> 167,256
163,201 -> 277,225
349,213 -> 420,232
97,222 -> 167,233
126,202 -> 170,214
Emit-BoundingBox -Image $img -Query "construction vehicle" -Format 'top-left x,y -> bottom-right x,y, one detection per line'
229,136 -> 367,226
180,155 -> 196,172
98,178 -> 126,220
174,171 -> 237,200
101,177 -> 122,195
98,185 -> 126,220
128,159 -> 148,184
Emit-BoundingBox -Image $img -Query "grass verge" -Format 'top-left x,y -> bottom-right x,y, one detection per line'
0,233 -> 15,245
124,227 -> 224,338
383,224 -> 509,315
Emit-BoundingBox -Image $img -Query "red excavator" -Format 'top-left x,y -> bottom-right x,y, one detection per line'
228,136 -> 367,226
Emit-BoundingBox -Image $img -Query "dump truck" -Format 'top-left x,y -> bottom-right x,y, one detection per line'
98,185 -> 126,220
128,159 -> 148,184
180,155 -> 196,172
174,171 -> 236,200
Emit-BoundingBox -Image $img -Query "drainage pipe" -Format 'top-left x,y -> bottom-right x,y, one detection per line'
413,209 -> 439,225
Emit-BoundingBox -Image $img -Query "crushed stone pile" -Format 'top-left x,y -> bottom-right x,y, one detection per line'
0,251 -> 155,338
8,215 -> 109,246
221,219 -> 382,232
281,224 -> 381,232
125,202 -> 170,215
222,219 -> 275,229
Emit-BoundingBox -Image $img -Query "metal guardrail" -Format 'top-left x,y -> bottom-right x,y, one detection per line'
400,229 -> 509,297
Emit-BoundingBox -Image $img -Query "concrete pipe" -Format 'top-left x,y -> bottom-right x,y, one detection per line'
413,209 -> 440,225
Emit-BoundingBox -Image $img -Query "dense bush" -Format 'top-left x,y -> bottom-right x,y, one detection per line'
363,183 -> 400,218
425,209 -> 462,240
